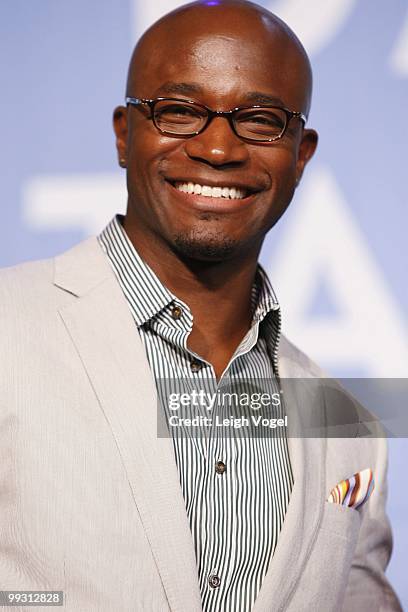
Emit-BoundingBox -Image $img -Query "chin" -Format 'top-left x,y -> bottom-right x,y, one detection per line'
172,232 -> 239,262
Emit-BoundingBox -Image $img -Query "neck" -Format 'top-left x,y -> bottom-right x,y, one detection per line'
123,215 -> 263,372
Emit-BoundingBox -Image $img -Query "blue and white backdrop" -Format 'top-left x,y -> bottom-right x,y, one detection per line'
1,0 -> 407,604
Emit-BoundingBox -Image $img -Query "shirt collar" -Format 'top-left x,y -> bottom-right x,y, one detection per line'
252,265 -> 280,325
98,214 -> 280,328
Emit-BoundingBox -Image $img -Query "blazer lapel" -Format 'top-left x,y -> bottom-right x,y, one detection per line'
55,238 -> 202,612
253,343 -> 327,612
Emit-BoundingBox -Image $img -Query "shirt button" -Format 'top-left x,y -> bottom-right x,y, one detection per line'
208,573 -> 221,589
215,461 -> 226,475
171,305 -> 182,320
190,359 -> 202,373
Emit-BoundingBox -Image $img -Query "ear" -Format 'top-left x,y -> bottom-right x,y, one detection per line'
295,128 -> 318,186
113,105 -> 128,168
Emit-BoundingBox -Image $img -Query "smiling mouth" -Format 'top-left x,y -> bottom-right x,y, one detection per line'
171,181 -> 250,200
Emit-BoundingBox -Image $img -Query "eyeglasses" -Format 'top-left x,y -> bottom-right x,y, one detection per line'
125,97 -> 307,143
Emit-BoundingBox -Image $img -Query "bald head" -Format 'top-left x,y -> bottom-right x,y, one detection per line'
126,0 -> 313,116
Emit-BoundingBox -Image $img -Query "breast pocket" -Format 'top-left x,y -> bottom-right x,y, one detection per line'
289,502 -> 362,612
320,500 -> 362,540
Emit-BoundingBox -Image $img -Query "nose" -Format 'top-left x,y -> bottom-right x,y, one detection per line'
184,115 -> 249,167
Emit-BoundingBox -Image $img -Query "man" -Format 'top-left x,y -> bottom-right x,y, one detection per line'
0,1 -> 402,610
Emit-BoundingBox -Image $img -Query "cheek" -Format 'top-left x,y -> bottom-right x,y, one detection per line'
270,146 -> 298,175
259,147 -> 298,198
258,136 -> 298,166
255,149 -> 298,223
128,133 -> 181,188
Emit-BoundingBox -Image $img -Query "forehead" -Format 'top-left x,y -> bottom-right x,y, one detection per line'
131,25 -> 310,111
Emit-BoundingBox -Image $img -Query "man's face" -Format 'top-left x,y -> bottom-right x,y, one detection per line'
115,17 -> 317,262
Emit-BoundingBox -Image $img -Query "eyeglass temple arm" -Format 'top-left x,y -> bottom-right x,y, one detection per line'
126,97 -> 149,106
294,111 -> 307,124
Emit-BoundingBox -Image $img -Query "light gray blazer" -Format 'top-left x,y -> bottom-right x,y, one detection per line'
0,237 -> 402,611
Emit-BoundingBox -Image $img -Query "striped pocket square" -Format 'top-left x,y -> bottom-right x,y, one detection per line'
327,468 -> 375,509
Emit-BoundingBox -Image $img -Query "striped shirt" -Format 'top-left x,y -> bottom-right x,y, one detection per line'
98,215 -> 293,612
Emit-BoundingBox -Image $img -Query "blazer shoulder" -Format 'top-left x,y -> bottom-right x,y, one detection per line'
0,237 -> 104,324
0,236 -> 102,298
0,256 -> 54,301
279,335 -> 387,440
279,333 -> 327,378
0,257 -> 58,363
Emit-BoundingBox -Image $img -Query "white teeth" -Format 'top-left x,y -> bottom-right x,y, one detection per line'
174,182 -> 246,199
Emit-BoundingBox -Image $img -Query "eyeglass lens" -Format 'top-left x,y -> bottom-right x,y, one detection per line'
152,100 -> 287,141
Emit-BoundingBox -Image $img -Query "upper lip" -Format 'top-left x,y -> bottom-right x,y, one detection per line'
165,177 -> 264,194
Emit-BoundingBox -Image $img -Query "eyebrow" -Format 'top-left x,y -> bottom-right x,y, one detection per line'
155,82 -> 287,107
155,81 -> 204,96
244,91 -> 286,107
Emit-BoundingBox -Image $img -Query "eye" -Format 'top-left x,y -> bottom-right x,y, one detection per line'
237,111 -> 285,130
155,103 -> 203,124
